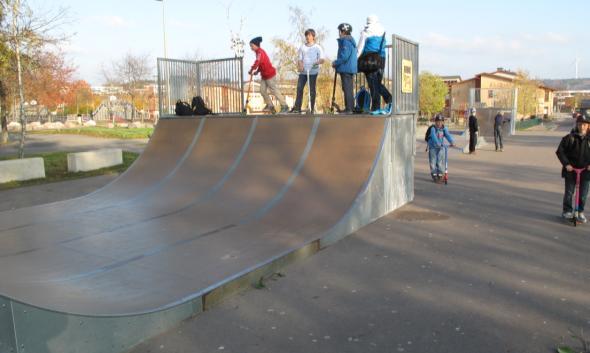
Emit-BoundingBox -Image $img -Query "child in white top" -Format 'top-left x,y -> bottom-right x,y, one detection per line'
289,29 -> 325,114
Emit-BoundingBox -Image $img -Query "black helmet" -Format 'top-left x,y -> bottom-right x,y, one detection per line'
434,114 -> 444,122
337,23 -> 352,35
576,114 -> 590,124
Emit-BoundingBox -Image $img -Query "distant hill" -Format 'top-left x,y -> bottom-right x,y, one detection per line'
542,78 -> 590,90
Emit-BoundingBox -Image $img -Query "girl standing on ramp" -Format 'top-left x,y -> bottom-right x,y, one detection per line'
289,29 -> 325,114
331,23 -> 357,115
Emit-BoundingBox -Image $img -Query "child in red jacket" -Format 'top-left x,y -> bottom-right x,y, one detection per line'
248,37 -> 288,114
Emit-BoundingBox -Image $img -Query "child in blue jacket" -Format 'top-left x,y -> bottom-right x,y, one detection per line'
332,23 -> 357,114
426,114 -> 455,182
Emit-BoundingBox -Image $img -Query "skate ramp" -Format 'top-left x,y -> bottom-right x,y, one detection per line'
0,115 -> 415,352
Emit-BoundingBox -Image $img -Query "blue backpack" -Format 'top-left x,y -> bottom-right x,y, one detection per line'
354,86 -> 371,113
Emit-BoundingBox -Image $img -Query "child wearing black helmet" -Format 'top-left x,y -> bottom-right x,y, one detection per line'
426,114 -> 455,183
556,113 -> 590,223
331,23 -> 357,114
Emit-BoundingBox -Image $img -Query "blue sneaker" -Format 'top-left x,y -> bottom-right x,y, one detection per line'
371,109 -> 383,115
383,103 -> 392,114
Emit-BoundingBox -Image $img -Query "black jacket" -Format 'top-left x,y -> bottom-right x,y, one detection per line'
556,130 -> 590,177
468,115 -> 478,133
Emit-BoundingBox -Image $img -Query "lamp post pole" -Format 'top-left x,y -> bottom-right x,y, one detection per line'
155,0 -> 168,59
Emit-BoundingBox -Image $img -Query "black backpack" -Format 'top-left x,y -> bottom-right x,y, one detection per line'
424,125 -> 434,142
175,100 -> 193,116
191,96 -> 213,115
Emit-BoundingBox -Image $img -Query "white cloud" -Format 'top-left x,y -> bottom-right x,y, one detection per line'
60,42 -> 86,55
91,16 -> 133,29
169,20 -> 199,30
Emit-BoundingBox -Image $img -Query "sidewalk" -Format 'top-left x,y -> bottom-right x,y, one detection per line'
130,129 -> 589,353
2,127 -> 588,353
0,133 -> 148,157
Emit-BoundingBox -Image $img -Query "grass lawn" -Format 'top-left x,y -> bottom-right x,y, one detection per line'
29,127 -> 154,139
0,151 -> 139,190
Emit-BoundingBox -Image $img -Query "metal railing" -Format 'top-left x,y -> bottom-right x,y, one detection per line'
157,57 -> 244,116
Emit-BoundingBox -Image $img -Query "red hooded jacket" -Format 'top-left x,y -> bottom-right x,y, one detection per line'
250,47 -> 276,80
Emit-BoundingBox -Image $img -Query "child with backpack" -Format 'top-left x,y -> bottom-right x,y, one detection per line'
556,114 -> 590,223
289,29 -> 325,114
426,114 -> 455,183
331,23 -> 357,114
248,36 -> 289,114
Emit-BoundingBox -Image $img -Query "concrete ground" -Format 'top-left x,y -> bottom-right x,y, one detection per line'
0,133 -> 148,157
2,118 -> 588,353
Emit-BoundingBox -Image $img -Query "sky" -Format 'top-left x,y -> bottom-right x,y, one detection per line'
34,0 -> 590,85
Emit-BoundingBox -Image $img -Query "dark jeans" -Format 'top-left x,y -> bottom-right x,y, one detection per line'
563,170 -> 590,212
494,125 -> 503,150
469,132 -> 477,152
340,73 -> 354,112
293,73 -> 318,112
365,66 -> 392,111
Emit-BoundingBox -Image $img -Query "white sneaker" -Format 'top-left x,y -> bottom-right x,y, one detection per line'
562,211 -> 573,219
577,213 -> 587,223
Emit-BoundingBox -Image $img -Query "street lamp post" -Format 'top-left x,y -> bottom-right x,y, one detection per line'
155,0 -> 168,59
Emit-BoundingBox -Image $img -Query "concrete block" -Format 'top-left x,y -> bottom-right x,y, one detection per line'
64,121 -> 80,129
0,158 -> 45,183
7,122 -> 21,131
67,149 -> 123,173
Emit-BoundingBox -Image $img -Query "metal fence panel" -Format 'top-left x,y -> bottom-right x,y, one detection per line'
158,57 -> 244,116
392,35 -> 419,115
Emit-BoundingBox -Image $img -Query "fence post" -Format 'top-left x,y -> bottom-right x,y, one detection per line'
240,57 -> 244,113
157,58 -> 163,118
511,87 -> 518,135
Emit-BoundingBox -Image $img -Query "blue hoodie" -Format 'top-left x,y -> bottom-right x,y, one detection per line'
427,125 -> 454,149
333,35 -> 357,74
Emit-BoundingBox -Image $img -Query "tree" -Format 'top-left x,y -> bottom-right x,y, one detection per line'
515,70 -> 540,118
0,0 -> 69,157
24,50 -> 74,112
104,53 -> 153,121
419,72 -> 447,118
0,26 -> 10,143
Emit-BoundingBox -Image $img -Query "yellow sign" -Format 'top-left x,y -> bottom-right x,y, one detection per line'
401,59 -> 413,94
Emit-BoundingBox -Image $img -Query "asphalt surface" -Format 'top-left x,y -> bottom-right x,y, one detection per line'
1,119 -> 588,353
0,133 -> 148,157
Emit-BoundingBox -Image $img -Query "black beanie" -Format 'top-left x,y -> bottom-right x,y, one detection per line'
250,36 -> 262,46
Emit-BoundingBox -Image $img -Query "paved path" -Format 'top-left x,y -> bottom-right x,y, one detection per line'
2,119 -> 588,353
0,133 -> 148,157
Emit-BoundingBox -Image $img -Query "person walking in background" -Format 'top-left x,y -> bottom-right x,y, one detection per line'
289,29 -> 325,115
248,36 -> 289,114
357,14 -> 392,115
556,114 -> 590,223
332,23 -> 357,114
494,112 -> 504,152
468,108 -> 479,154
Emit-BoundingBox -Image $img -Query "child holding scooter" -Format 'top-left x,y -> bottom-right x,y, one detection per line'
556,114 -> 590,224
289,28 -> 325,114
426,114 -> 455,183
248,36 -> 289,114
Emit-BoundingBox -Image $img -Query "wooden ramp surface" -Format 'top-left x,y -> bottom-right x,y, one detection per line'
0,116 -> 387,316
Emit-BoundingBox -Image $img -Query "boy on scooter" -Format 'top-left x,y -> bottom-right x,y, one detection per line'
556,114 -> 590,223
426,114 -> 455,183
